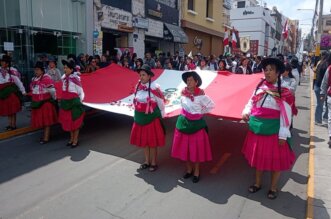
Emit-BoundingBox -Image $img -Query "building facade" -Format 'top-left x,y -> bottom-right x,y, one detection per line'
0,0 -> 88,84
230,0 -> 276,56
180,0 -> 225,56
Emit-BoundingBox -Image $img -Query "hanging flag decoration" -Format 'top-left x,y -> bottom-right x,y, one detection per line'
223,27 -> 229,46
282,19 -> 288,40
232,28 -> 237,48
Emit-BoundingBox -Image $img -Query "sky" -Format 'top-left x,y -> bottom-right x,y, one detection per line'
262,0 -> 331,35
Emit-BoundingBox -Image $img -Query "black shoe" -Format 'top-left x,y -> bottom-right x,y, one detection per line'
5,126 -> 16,131
192,175 -> 200,183
39,139 -> 49,145
183,172 -> 192,179
66,142 -> 73,147
71,142 -> 79,148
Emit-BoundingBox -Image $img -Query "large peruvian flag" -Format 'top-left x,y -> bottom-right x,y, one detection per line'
57,64 -> 263,120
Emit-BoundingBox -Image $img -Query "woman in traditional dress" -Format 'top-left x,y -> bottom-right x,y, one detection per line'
59,60 -> 85,148
0,55 -> 26,131
30,62 -> 57,144
130,64 -> 165,172
242,57 -> 296,199
171,71 -> 215,183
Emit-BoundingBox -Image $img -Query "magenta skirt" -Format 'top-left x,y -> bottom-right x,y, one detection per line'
242,131 -> 295,171
31,102 -> 58,128
130,118 -> 165,147
171,128 -> 212,162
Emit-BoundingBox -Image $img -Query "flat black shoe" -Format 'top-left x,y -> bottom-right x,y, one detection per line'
267,190 -> 278,200
39,139 -> 49,145
149,165 -> 158,172
66,142 -> 73,147
139,163 -> 150,170
192,175 -> 200,183
71,142 -> 79,148
248,185 -> 262,193
183,172 -> 192,179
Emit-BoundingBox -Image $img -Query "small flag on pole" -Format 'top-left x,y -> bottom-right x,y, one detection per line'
282,19 -> 288,40
223,27 -> 229,46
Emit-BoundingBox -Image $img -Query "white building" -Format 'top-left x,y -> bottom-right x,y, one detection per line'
230,0 -> 276,56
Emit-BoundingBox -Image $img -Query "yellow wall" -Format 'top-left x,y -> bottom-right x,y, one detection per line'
181,0 -> 224,34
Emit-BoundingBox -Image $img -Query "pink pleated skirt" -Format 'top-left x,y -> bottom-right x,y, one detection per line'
59,109 -> 85,132
242,131 -> 295,171
31,102 -> 58,128
130,118 -> 165,147
171,128 -> 212,162
0,93 -> 21,116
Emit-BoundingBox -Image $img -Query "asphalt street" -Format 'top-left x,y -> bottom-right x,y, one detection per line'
0,77 -> 313,219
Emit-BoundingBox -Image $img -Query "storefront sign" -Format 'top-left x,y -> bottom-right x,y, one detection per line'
243,10 -> 254,15
145,19 -> 163,38
4,42 -> 14,51
93,31 -> 103,56
100,0 -> 131,12
145,0 -> 179,25
101,6 -> 133,30
132,0 -> 144,16
133,17 -> 149,29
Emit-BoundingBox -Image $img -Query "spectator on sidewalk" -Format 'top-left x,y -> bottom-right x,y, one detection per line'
319,54 -> 331,147
315,52 -> 330,125
46,58 -> 62,82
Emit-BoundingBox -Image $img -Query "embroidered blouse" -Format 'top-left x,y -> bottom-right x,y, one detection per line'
61,73 -> 84,101
242,82 -> 292,140
134,81 -> 165,117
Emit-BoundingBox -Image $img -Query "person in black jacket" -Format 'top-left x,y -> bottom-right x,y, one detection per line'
236,57 -> 252,74
252,56 -> 263,73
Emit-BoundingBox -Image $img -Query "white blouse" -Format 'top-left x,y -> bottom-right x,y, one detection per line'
242,83 -> 292,140
0,70 -> 26,94
135,81 -> 165,117
61,73 -> 84,101
181,94 -> 215,115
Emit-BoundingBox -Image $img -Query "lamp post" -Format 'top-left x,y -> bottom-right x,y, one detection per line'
297,8 -> 316,52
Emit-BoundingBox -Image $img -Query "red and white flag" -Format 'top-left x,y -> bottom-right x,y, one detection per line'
232,28 -> 237,48
223,27 -> 229,46
74,64 -> 263,120
282,19 -> 288,39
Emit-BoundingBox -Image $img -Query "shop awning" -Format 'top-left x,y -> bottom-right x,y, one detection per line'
164,23 -> 188,44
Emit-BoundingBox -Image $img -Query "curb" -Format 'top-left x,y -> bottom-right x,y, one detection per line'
306,67 -> 314,219
0,109 -> 99,141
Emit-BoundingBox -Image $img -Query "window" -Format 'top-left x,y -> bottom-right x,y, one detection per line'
188,0 -> 194,11
206,0 -> 213,18
237,1 -> 246,8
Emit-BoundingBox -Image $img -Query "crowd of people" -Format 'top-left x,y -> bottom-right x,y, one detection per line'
0,49 -> 309,200
312,51 -> 331,148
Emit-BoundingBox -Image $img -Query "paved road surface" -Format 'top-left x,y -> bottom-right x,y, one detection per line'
0,78 -> 314,219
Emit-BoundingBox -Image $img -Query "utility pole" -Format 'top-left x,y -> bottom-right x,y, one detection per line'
315,0 -> 323,56
310,0 -> 319,52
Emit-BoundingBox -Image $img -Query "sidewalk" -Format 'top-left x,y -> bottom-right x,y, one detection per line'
309,67 -> 331,219
0,104 -> 37,140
